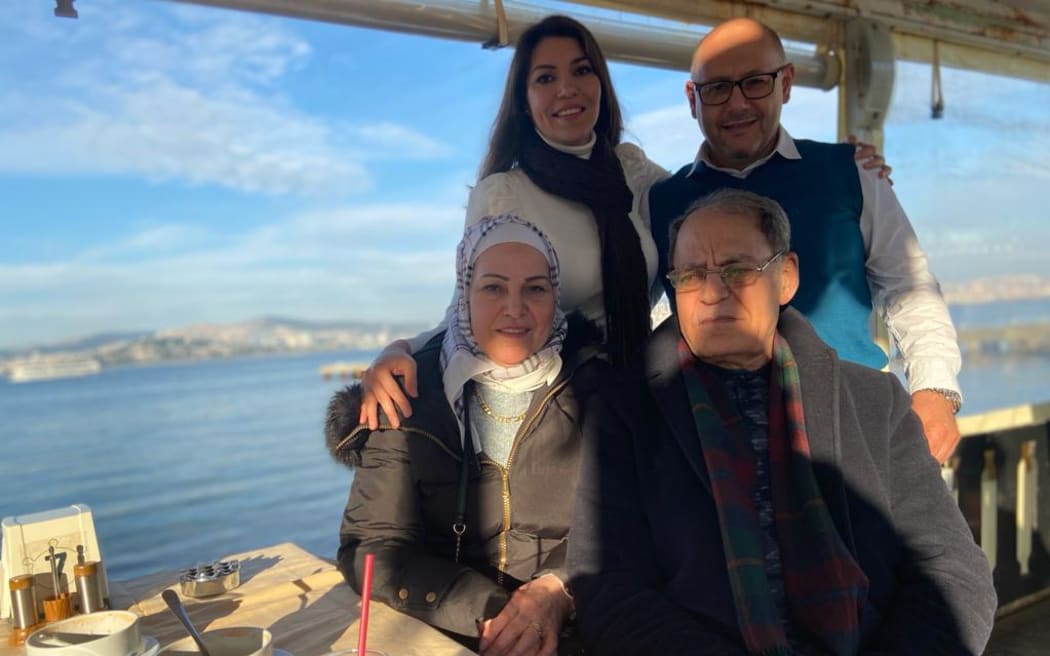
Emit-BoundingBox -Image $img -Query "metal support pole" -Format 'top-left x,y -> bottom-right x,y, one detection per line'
839,18 -> 895,362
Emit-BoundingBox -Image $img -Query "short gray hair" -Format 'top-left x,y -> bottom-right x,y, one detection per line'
667,189 -> 791,268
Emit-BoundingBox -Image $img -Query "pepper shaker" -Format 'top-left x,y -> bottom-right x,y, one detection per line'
74,561 -> 107,613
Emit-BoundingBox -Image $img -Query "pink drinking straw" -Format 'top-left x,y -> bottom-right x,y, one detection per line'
357,553 -> 376,655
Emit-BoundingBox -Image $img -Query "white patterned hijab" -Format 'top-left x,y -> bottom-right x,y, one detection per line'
440,214 -> 568,448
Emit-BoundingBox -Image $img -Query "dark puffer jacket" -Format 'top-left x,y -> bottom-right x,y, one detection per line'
326,316 -> 607,640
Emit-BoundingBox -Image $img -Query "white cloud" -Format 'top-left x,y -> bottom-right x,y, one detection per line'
0,75 -> 379,194
229,203 -> 466,263
0,201 -> 467,348
346,122 -> 453,160
77,223 -> 212,262
624,105 -> 697,170
0,1 -> 450,196
780,87 -> 839,142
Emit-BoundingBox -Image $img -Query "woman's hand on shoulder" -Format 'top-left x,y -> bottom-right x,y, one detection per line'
358,341 -> 418,430
848,134 -> 893,184
478,575 -> 571,656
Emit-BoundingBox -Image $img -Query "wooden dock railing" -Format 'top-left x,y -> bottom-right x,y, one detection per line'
952,401 -> 1050,613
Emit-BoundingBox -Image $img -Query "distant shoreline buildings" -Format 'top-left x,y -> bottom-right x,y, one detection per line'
2,280 -> 1049,382
941,274 -> 1050,305
0,317 -> 427,382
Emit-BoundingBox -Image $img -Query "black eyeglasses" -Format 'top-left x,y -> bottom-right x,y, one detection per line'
667,251 -> 784,292
692,65 -> 788,106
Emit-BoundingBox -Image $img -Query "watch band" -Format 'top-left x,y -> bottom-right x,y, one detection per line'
925,388 -> 962,414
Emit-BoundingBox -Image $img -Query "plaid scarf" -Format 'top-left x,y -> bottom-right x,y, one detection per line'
678,334 -> 869,656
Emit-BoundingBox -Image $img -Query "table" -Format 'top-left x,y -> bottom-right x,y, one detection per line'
2,543 -> 476,656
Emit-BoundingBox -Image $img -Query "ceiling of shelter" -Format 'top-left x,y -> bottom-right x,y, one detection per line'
169,1 -> 1050,82
570,0 -> 1050,80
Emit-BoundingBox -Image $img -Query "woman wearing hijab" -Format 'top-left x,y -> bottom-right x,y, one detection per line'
356,15 -> 889,429
326,215 -> 606,656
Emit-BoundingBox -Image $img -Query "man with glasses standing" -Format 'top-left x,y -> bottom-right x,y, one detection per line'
649,17 -> 964,463
569,189 -> 995,655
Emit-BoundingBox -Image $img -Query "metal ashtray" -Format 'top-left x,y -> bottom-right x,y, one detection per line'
178,560 -> 241,598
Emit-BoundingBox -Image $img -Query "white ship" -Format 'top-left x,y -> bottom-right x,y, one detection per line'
6,356 -> 102,383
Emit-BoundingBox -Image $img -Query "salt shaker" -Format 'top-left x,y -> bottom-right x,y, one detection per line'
8,574 -> 42,646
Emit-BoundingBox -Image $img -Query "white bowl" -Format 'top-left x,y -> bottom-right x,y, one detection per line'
159,627 -> 272,656
26,610 -> 142,656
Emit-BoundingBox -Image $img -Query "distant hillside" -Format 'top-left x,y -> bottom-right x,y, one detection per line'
0,330 -> 153,361
1,317 -> 428,372
251,315 -> 396,331
31,330 -> 156,353
943,274 -> 1050,305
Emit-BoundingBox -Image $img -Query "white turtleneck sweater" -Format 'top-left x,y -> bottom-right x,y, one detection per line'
404,133 -> 669,353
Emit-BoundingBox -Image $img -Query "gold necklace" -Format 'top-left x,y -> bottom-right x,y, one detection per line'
472,386 -> 527,424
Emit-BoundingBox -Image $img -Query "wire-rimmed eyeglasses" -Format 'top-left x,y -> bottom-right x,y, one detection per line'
666,251 -> 785,292
691,65 -> 789,106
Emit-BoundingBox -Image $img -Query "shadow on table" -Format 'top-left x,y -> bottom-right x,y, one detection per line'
237,554 -> 284,585
266,580 -> 479,656
138,597 -> 246,647
267,581 -> 352,656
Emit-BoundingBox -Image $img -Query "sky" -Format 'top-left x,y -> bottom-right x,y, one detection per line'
1,0 -> 1048,350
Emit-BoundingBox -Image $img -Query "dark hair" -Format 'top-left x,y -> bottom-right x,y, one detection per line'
479,15 -> 624,179
668,189 -> 791,268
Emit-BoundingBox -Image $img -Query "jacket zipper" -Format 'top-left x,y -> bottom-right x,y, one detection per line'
342,372 -> 577,583
492,378 -> 571,584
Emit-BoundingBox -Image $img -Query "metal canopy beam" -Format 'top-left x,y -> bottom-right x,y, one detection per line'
165,1 -> 1050,84
165,0 -> 840,88
572,0 -> 1050,83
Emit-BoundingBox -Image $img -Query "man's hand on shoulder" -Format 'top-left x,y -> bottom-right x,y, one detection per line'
911,390 -> 962,463
848,134 -> 893,184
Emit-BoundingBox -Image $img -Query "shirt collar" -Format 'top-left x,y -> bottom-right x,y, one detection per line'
688,126 -> 800,179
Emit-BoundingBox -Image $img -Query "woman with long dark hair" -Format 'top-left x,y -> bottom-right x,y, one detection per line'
359,15 -> 665,429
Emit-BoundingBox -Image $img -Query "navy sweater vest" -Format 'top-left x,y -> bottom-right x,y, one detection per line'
649,139 -> 886,369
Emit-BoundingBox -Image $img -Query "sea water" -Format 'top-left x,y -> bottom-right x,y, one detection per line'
0,351 -> 365,579
1,312 -> 1048,580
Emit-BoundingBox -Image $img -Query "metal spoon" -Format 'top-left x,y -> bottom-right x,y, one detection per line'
161,589 -> 212,656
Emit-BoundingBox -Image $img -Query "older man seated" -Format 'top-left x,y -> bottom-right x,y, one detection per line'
568,189 -> 996,655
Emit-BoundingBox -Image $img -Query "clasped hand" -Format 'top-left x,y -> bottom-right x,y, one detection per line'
478,575 -> 572,656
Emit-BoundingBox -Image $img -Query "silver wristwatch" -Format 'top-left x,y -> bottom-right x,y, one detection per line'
925,388 -> 962,414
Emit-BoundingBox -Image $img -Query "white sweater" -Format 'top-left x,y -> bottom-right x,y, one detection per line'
405,138 -> 669,352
